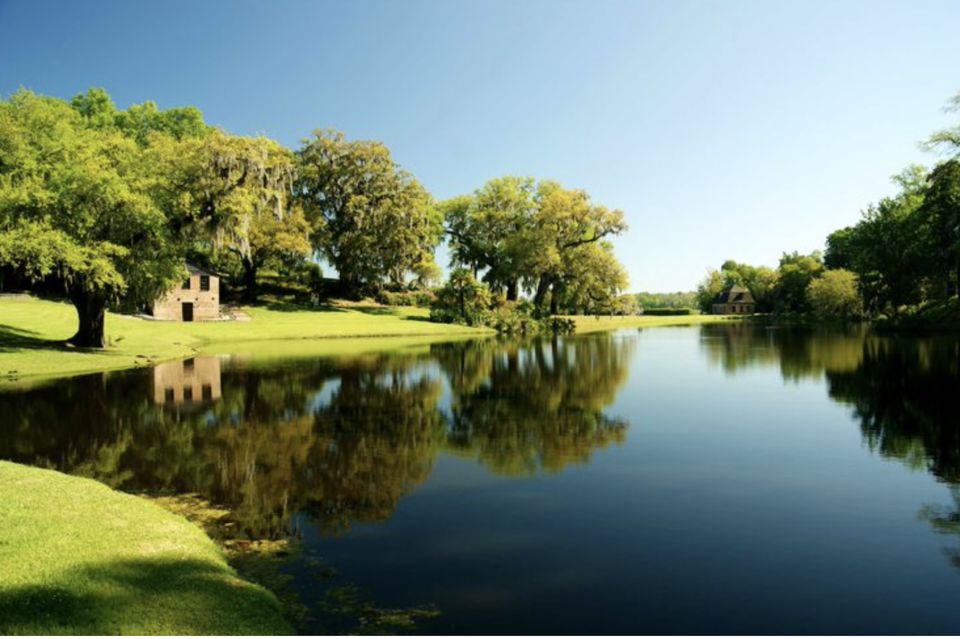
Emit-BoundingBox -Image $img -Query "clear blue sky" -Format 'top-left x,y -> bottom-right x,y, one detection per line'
1,0 -> 958,291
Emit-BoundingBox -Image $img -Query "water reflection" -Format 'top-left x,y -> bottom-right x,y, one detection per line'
153,357 -> 222,405
439,337 -> 631,475
700,323 -> 960,570
699,324 -> 960,481
0,333 -> 633,538
4,326 -> 960,632
699,323 -> 867,380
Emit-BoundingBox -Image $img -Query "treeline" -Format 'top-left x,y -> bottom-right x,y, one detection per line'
695,254 -> 851,316
636,291 -> 697,310
0,89 -> 631,345
697,89 -> 960,321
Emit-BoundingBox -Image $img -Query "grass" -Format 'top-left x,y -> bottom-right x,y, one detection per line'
0,295 -> 491,385
560,312 -> 742,334
0,461 -> 291,635
0,295 -> 742,385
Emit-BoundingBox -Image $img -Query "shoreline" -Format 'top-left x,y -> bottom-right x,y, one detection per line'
0,295 -> 742,387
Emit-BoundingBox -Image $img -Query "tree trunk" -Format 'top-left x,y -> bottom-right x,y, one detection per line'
68,289 -> 107,348
549,282 -> 559,315
242,258 -> 258,303
533,274 -> 551,309
506,280 -> 518,302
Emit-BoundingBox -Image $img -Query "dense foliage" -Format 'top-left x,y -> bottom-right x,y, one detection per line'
295,130 -> 442,293
441,177 -> 628,316
636,291 -> 697,310
0,88 -> 635,345
0,89 -> 212,346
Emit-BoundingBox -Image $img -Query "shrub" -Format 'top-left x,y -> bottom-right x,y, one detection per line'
806,269 -> 863,320
376,289 -> 435,307
430,269 -> 494,326
430,272 -> 575,335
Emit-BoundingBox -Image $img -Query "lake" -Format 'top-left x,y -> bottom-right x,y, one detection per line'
2,324 -> 959,634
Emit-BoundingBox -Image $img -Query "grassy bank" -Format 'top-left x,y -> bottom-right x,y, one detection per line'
0,295 -> 490,384
0,296 -> 742,384
0,461 -> 291,635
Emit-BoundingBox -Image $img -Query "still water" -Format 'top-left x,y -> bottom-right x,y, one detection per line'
2,325 -> 960,634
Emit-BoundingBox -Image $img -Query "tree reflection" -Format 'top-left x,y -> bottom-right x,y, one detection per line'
304,357 -> 447,534
699,323 -> 867,381
826,336 -> 960,483
435,334 -> 632,475
700,323 -> 960,572
0,334 -> 632,537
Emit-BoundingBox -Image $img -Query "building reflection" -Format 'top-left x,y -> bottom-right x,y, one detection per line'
152,356 -> 222,405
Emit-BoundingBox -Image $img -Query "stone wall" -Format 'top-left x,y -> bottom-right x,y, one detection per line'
152,272 -> 220,321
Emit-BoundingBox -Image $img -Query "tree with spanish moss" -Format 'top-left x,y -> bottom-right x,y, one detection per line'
295,130 -> 441,294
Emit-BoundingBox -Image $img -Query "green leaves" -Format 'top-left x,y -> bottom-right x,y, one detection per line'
806,269 -> 862,319
296,130 -> 438,290
0,221 -> 125,296
923,90 -> 960,157
440,176 -> 628,310
0,88 -> 222,343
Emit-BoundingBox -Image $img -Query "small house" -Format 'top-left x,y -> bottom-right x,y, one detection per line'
712,284 -> 755,314
151,263 -> 220,321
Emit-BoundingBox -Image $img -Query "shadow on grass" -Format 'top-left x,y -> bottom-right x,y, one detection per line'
261,299 -> 347,313
349,305 -> 406,317
0,323 -> 73,354
0,557 -> 288,635
401,315 -> 440,323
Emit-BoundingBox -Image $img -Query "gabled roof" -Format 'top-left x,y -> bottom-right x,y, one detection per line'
714,284 -> 755,305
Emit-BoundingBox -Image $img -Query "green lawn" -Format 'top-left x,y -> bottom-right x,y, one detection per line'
0,295 -> 491,385
0,296 -> 741,385
0,461 -> 291,635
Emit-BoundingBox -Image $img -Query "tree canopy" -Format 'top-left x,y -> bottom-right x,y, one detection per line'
440,176 -> 628,315
296,130 -> 441,292
0,89 -> 208,345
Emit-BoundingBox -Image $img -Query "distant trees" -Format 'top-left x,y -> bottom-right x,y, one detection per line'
817,91 -> 960,319
636,291 -> 697,310
820,160 -> 960,318
776,252 -> 825,312
824,166 -> 931,314
697,252 -> 833,316
695,259 -> 782,313
694,89 -> 960,322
